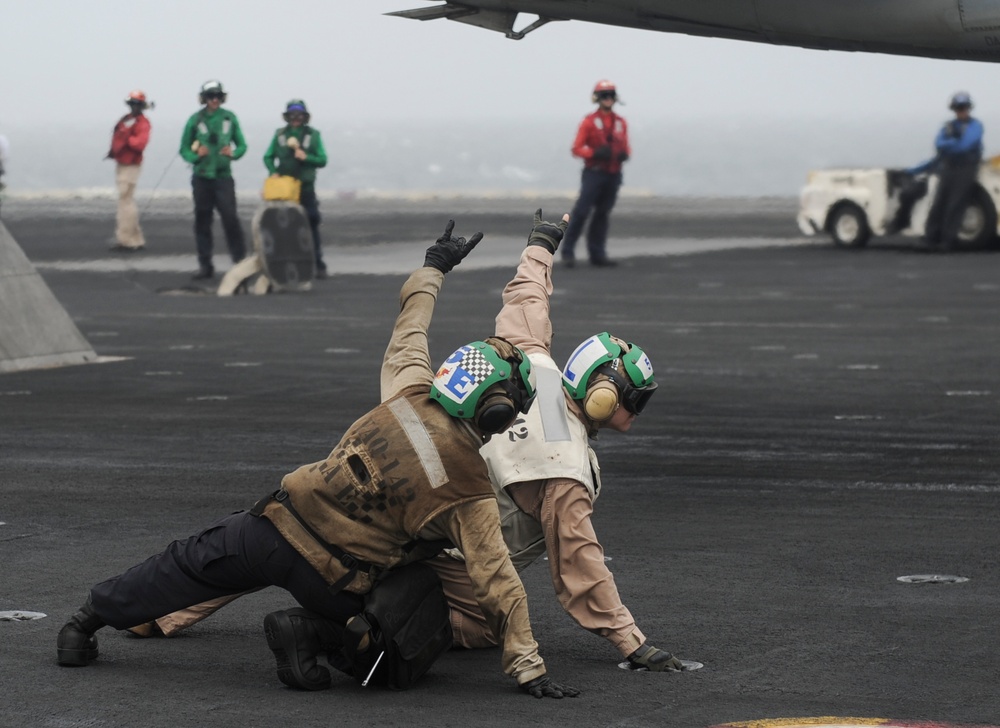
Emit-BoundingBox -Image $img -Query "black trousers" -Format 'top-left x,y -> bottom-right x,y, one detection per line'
925,161 -> 979,247
299,184 -> 325,271
192,175 -> 247,270
89,511 -> 363,630
561,168 -> 623,262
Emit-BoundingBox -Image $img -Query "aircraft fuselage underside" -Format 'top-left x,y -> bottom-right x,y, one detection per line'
389,0 -> 1000,62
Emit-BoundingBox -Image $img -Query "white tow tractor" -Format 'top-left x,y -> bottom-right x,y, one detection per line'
797,158 -> 1000,249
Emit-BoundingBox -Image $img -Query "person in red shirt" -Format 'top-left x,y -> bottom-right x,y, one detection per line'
107,90 -> 152,251
561,80 -> 631,268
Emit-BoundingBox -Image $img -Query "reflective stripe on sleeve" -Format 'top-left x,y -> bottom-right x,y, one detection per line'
388,398 -> 449,489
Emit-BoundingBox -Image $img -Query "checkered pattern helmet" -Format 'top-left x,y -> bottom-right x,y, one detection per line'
430,341 -> 536,424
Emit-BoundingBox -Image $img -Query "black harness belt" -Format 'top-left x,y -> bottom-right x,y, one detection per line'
250,489 -> 378,594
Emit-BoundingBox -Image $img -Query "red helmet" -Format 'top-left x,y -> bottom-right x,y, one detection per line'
592,80 -> 618,103
125,90 -> 150,109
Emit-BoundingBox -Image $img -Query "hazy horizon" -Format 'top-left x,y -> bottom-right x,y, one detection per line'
0,113 -> 963,198
4,2 -> 999,198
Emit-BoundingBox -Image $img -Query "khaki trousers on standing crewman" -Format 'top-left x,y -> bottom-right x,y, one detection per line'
115,163 -> 145,248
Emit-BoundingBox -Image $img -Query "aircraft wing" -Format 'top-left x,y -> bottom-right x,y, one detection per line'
387,0 -> 1000,62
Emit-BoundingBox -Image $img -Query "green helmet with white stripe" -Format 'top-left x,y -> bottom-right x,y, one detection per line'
562,332 -> 657,420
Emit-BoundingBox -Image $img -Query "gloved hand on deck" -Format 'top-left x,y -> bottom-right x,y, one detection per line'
519,674 -> 581,699
627,643 -> 685,672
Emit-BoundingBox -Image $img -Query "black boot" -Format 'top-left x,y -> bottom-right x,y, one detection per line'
57,598 -> 105,666
263,608 -> 345,691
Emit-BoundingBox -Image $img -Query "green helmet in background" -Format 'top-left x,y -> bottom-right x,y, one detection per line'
199,80 -> 227,104
283,99 -> 310,123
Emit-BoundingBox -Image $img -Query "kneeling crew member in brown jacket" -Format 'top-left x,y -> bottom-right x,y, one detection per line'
55,219 -> 578,700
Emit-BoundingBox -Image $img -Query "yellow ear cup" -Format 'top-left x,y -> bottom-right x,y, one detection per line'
583,380 -> 620,422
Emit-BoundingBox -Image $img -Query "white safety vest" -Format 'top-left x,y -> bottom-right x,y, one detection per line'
477,352 -> 602,571
278,131 -> 312,150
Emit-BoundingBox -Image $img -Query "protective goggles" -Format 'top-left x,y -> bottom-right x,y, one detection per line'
499,374 -> 536,416
595,91 -> 617,100
203,92 -> 224,100
595,364 -> 657,415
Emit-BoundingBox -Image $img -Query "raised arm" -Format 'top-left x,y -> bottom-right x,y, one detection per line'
380,220 -> 482,401
494,209 -> 568,357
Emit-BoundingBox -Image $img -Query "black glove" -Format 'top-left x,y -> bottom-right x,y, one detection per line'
618,151 -> 630,163
627,643 -> 685,672
519,675 -> 581,699
423,220 -> 483,274
526,208 -> 569,254
592,145 -> 612,161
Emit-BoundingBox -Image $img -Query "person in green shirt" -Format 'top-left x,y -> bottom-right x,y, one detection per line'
179,80 -> 248,280
263,100 -> 329,278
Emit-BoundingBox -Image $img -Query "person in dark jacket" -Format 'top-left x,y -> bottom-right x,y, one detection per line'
911,91 -> 985,250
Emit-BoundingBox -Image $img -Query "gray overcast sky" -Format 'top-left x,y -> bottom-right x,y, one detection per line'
4,0 -> 1000,127
4,1 -> 1000,195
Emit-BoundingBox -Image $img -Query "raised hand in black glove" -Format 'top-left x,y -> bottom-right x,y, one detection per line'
526,208 -> 569,254
423,219 -> 483,274
592,145 -> 612,161
519,675 -> 581,699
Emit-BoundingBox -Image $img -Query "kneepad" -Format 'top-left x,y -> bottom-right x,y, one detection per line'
340,563 -> 453,691
583,380 -> 620,422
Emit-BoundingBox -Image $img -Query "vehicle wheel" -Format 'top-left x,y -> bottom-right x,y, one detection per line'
956,186 -> 997,248
829,204 -> 870,248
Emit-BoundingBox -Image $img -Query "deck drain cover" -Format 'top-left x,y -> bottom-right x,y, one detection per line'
157,286 -> 214,296
897,574 -> 968,584
618,659 -> 703,672
0,611 -> 47,621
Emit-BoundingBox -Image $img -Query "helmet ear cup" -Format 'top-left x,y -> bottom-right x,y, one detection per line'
475,391 -> 517,434
583,380 -> 620,422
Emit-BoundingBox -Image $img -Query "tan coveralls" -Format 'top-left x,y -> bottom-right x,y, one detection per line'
433,245 -> 647,659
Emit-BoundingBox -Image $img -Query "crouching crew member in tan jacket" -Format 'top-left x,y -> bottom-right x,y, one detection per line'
432,210 -> 697,673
